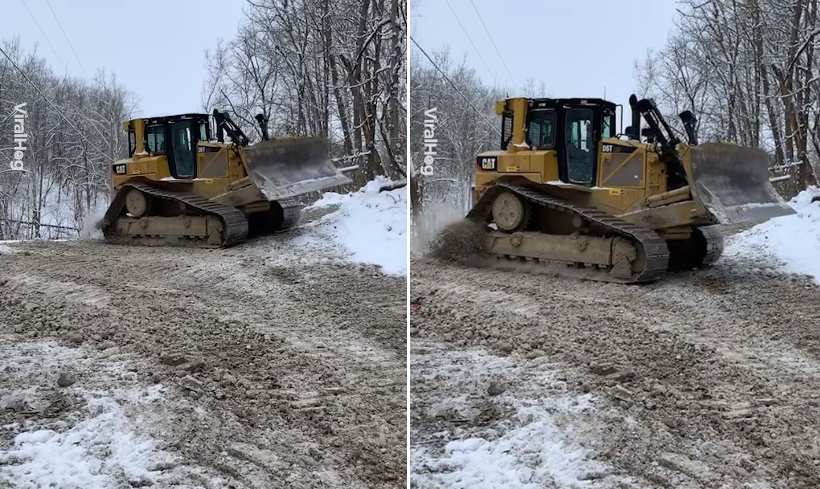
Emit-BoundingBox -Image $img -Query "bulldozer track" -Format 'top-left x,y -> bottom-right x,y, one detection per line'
279,199 -> 302,230
102,182 -> 249,247
699,225 -> 724,266
468,182 -> 670,283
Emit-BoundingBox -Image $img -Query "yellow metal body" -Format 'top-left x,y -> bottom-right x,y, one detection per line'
112,119 -> 263,208
475,97 -> 713,235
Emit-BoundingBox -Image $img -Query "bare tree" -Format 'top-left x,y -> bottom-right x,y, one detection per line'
202,0 -> 407,186
409,49 -> 503,225
0,38 -> 136,240
637,0 -> 820,195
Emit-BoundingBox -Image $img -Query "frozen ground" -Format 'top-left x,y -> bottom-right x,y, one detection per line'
411,246 -> 820,488
726,186 -> 820,283
411,344 -> 634,489
301,177 -> 407,275
0,338 -> 224,488
0,202 -> 407,488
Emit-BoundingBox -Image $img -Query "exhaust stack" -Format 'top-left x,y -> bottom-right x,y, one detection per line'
679,110 -> 698,145
255,113 -> 270,141
626,94 -> 641,140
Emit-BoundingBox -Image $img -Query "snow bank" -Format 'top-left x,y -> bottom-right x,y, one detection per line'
301,177 -> 407,275
726,186 -> 820,282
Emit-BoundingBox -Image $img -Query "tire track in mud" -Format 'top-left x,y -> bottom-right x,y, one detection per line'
0,239 -> 406,489
410,255 -> 820,488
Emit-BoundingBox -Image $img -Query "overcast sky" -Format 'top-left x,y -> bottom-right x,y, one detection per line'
412,0 -> 678,124
1,0 -> 246,117
3,0 -> 678,125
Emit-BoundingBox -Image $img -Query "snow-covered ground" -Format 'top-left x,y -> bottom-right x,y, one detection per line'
0,338 -> 224,489
3,178 -> 409,277
299,177 -> 407,275
0,242 -> 18,255
726,186 -> 820,283
411,344 -> 626,489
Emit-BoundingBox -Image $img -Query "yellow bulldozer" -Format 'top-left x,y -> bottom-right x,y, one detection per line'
469,95 -> 794,283
102,110 -> 350,246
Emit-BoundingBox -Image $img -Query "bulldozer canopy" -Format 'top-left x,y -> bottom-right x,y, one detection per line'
689,142 -> 795,225
244,137 -> 351,201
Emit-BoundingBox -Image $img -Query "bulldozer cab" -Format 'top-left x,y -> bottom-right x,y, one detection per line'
506,98 -> 617,186
129,114 -> 211,179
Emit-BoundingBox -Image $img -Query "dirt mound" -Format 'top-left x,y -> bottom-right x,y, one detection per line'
427,218 -> 486,264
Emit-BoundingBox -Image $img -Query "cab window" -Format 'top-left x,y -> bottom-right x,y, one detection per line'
146,125 -> 165,153
501,111 -> 514,150
565,108 -> 595,185
170,122 -> 195,179
602,111 -> 614,139
199,122 -> 209,142
526,109 -> 556,148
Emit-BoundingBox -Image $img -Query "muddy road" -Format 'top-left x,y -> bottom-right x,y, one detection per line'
0,232 -> 406,488
410,254 -> 820,488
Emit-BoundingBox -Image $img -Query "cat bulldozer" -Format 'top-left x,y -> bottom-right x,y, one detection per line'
102,110 -> 350,246
469,95 -> 794,283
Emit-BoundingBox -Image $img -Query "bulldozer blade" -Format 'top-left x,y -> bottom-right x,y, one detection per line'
689,142 -> 795,225
244,137 -> 351,201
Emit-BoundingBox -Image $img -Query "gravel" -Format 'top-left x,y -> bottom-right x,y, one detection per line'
410,252 -> 820,488
0,234 -> 406,489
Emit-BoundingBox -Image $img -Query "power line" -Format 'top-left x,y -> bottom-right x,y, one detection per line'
20,0 -> 65,68
0,45 -> 113,161
468,0 -> 519,91
44,0 -> 123,143
45,0 -> 90,79
409,36 -> 500,136
442,0 -> 497,84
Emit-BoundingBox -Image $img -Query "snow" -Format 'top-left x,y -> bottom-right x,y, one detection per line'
1,175 -> 90,239
299,177 -> 407,275
307,190 -> 348,208
2,399 -> 178,488
0,339 -> 222,489
726,186 -> 820,283
0,243 -> 17,255
423,408 -> 606,488
412,346 -> 618,489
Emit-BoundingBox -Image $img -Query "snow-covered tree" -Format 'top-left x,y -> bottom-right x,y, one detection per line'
636,0 -> 820,196
0,38 -> 136,240
202,0 -> 407,187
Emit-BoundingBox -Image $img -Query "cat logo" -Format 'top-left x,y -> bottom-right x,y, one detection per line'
477,156 -> 497,171
113,164 -> 127,175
